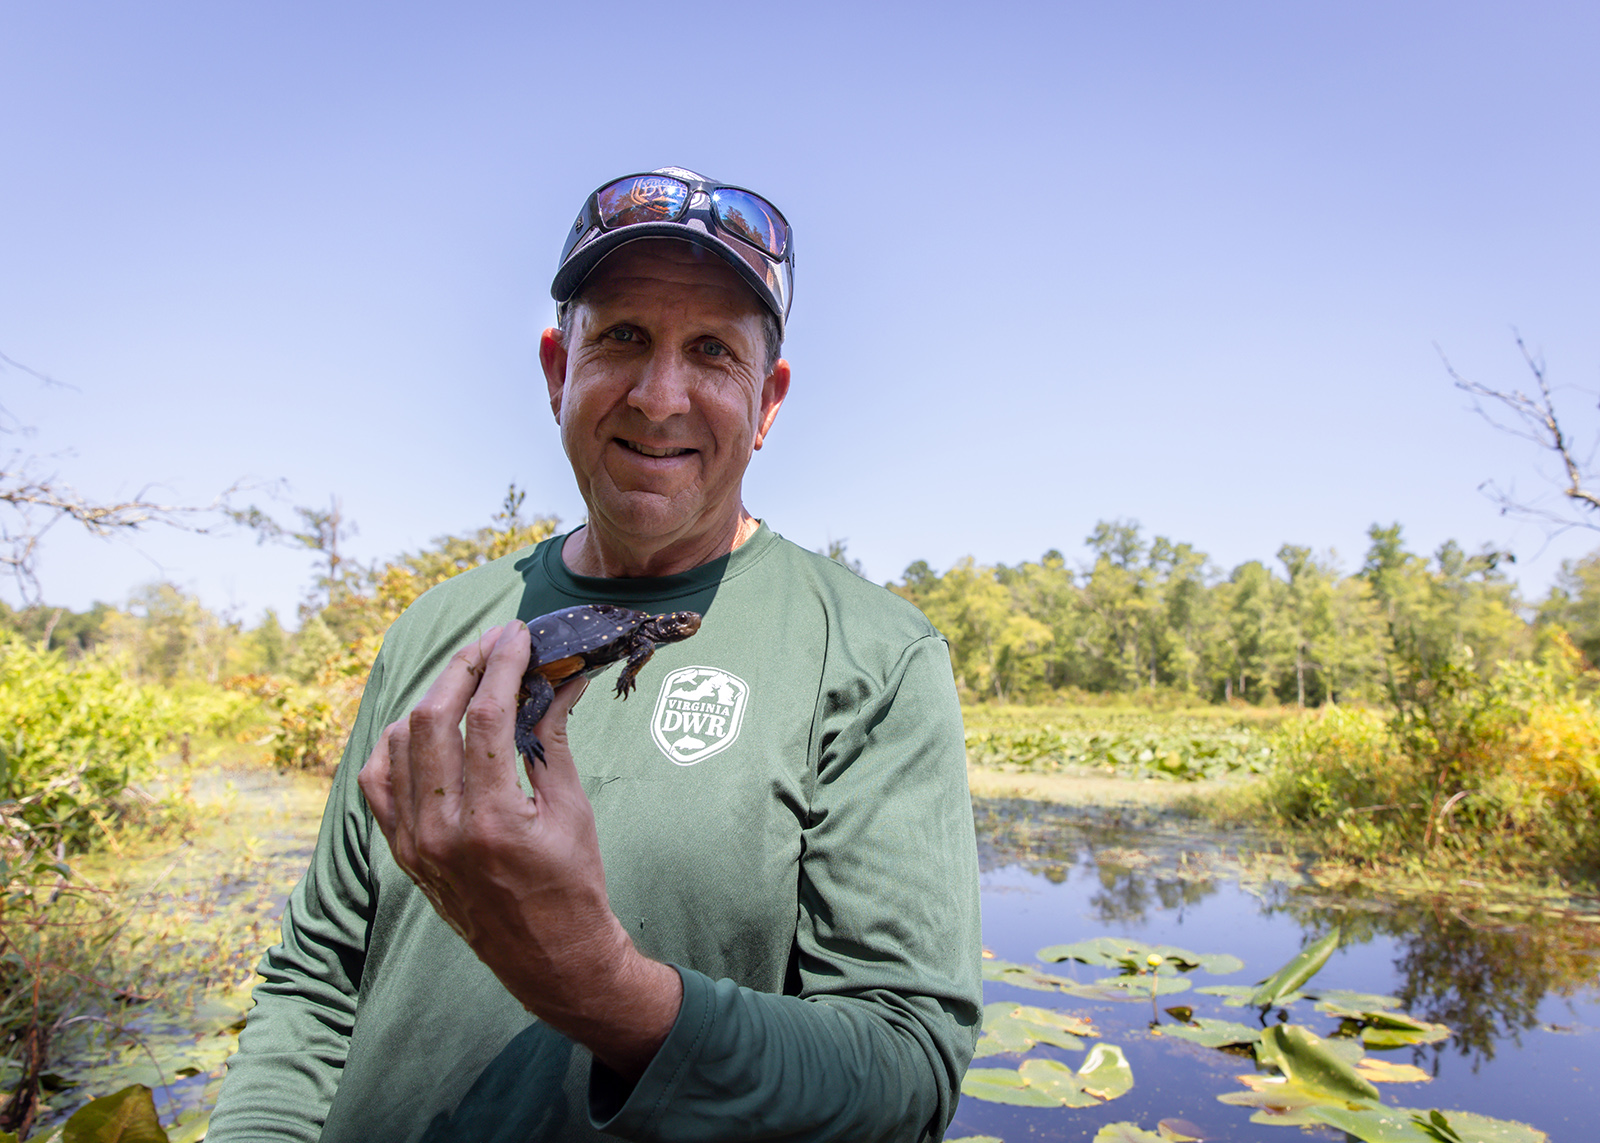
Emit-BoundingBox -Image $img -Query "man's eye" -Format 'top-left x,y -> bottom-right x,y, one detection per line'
699,340 -> 727,357
606,328 -> 639,343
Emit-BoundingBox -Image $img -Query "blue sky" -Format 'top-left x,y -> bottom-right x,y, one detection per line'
3,2 -> 1598,625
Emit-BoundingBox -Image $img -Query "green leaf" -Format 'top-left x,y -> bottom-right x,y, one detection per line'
981,958 -> 1080,992
1074,1044 -> 1135,1100
1155,1017 -> 1262,1048
1359,1012 -> 1453,1049
945,1137 -> 1004,1143
974,1001 -> 1095,1056
961,1066 -> 1062,1106
1255,1024 -> 1379,1102
1356,1058 -> 1432,1085
1093,1124 -> 1163,1143
1303,1105 -> 1438,1142
62,1085 -> 170,1143
1037,939 -> 1243,976
1067,975 -> 1192,1001
1017,1058 -> 1105,1108
1197,983 -> 1307,1008
1249,930 -> 1341,1008
1310,989 -> 1404,1013
961,1045 -> 1134,1108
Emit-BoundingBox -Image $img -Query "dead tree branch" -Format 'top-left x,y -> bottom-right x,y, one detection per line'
1442,333 -> 1600,531
0,352 -> 247,604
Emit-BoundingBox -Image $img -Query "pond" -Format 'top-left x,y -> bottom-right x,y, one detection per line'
951,799 -> 1600,1142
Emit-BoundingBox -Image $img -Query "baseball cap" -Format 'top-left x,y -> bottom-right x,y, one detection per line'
551,166 -> 793,335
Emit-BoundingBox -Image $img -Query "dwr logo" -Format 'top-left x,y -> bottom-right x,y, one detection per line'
650,665 -> 749,766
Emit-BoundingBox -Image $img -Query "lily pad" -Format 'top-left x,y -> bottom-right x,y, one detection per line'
1196,984 -> 1305,1008
1076,1044 -> 1136,1100
961,1065 -> 1062,1107
1037,939 -> 1244,976
1307,1106 -> 1549,1143
1255,1025 -> 1379,1102
1093,1125 -> 1164,1142
946,1137 -> 1004,1143
1310,989 -> 1404,1013
974,1001 -> 1096,1057
1359,1012 -> 1453,1049
1070,974 -> 1192,1001
1156,1017 -> 1262,1048
1250,930 -> 1341,1008
1218,1073 -> 1353,1126
981,958 -> 1081,992
962,1045 -> 1134,1108
1355,1058 -> 1432,1084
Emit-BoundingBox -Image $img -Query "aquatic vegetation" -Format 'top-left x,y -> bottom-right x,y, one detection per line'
965,718 -> 1276,782
1037,937 -> 1245,976
962,1044 -> 1134,1108
1249,928 -> 1341,1007
972,1002 -> 1095,1057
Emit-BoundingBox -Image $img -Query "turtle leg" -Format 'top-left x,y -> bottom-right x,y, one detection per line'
614,640 -> 657,699
515,673 -> 556,767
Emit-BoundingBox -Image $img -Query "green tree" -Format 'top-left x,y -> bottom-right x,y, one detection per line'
1538,549 -> 1600,665
917,558 -> 1052,701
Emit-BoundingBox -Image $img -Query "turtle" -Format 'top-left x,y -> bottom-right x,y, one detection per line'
514,603 -> 702,766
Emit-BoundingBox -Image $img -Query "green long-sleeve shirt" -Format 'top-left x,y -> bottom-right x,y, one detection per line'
208,525 -> 981,1142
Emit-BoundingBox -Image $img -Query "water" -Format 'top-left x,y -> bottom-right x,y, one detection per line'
951,799 -> 1600,1141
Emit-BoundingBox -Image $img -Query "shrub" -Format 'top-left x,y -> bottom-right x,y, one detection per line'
0,639 -> 180,860
1264,638 -> 1600,882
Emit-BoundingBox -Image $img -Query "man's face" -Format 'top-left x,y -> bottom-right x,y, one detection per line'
540,240 -> 789,564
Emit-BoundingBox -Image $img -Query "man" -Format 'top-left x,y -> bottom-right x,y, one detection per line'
209,167 -> 981,1142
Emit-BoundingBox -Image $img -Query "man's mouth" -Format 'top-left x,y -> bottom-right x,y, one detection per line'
619,439 -> 693,458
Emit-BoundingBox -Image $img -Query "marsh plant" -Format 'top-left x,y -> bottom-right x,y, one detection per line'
1264,631 -> 1600,882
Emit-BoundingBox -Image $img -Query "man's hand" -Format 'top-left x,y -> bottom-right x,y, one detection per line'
357,621 -> 683,1080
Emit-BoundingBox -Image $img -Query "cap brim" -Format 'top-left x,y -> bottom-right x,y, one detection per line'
550,223 -> 787,337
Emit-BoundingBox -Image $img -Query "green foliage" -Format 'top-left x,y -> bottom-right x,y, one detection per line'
896,520 -> 1530,709
0,640 -> 179,857
226,487 -> 560,771
964,709 -> 1277,782
1263,635 -> 1600,880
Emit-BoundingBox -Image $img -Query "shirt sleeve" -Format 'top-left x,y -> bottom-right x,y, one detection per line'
590,634 -> 983,1142
203,655 -> 389,1143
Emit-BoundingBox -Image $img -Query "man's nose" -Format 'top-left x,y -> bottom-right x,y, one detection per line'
627,351 -> 693,422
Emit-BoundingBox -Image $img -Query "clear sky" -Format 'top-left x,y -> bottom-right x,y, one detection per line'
3,1 -> 1598,626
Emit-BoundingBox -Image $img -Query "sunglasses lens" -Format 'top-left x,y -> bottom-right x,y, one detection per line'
712,188 -> 787,257
596,175 -> 690,228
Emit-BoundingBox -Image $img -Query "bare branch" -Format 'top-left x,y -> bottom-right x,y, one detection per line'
0,350 -> 252,605
1443,334 -> 1600,529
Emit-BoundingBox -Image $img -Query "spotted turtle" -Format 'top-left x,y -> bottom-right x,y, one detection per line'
515,603 -> 702,766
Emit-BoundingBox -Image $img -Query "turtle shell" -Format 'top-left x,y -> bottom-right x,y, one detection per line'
526,603 -> 649,674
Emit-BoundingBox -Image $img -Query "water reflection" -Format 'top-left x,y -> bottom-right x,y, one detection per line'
1280,898 -> 1600,1068
973,796 -> 1600,1076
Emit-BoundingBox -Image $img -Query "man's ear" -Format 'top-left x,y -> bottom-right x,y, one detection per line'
753,358 -> 791,451
539,328 -> 567,422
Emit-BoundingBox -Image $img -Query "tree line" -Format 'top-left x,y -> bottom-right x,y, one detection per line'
890,519 -> 1599,706
9,506 -> 1600,713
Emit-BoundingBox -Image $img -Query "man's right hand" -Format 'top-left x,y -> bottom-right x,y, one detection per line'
357,621 -> 682,1080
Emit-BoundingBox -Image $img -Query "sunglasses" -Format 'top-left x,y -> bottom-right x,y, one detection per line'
562,173 -> 792,267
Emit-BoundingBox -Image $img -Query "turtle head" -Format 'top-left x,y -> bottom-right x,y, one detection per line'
651,610 -> 702,643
